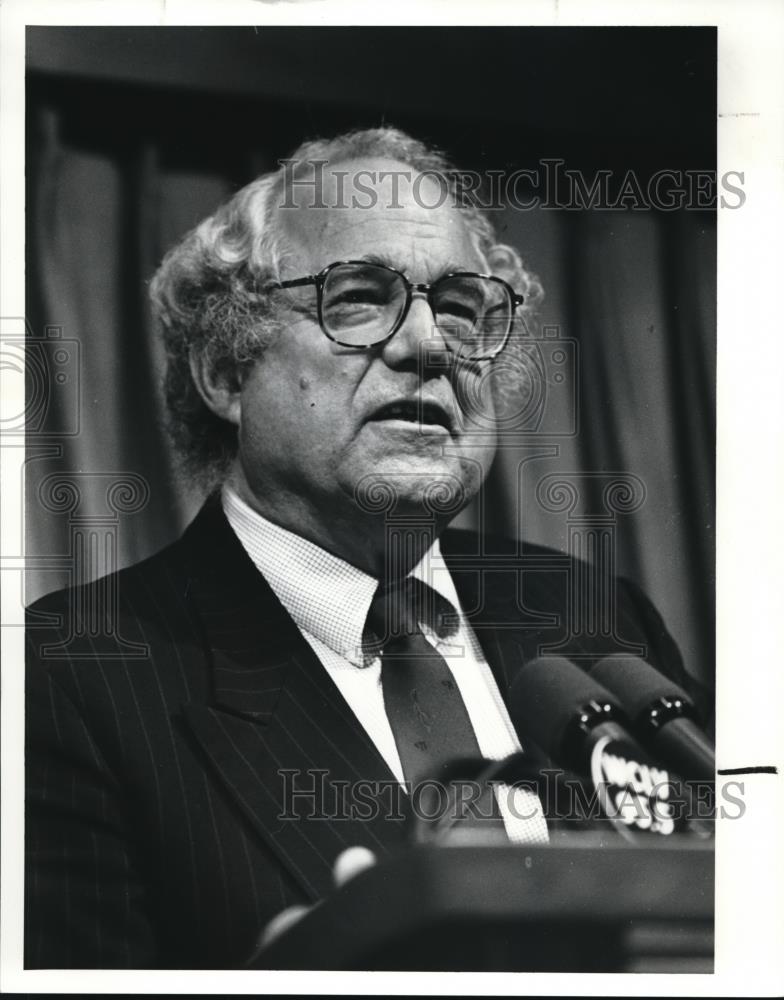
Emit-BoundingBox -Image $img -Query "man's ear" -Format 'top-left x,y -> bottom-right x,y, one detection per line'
189,349 -> 244,427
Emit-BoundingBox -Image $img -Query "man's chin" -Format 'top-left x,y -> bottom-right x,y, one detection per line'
348,456 -> 480,520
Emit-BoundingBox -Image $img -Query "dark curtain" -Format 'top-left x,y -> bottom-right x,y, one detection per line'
23,36 -> 715,690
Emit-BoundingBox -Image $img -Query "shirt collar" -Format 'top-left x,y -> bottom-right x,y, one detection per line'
221,484 -> 461,666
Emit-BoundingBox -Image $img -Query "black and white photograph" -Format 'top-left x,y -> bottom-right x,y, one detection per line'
1,2 -> 782,993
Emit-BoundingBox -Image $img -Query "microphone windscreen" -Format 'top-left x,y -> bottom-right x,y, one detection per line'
509,656 -> 621,759
590,656 -> 692,720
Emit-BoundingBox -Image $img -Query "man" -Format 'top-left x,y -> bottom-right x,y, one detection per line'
25,126 -> 692,969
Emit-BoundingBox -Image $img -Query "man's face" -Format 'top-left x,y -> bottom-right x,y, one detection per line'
232,157 -> 499,540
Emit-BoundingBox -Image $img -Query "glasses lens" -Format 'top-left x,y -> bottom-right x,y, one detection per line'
432,275 -> 512,359
321,263 -> 407,346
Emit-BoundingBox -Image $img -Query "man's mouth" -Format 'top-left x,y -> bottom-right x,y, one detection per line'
367,399 -> 454,433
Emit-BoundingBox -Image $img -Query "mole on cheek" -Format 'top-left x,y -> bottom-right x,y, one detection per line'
299,376 -> 311,391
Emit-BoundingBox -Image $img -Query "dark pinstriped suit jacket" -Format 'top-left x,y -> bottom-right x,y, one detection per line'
25,494 -> 695,969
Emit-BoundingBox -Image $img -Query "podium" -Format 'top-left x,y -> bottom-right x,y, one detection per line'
253,835 -> 713,972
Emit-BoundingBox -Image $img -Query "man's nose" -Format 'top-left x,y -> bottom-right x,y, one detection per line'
380,291 -> 446,368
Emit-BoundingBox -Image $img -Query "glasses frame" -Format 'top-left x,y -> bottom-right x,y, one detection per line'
267,259 -> 525,361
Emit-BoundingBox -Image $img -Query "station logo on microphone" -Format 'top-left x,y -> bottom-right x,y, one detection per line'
590,735 -> 676,835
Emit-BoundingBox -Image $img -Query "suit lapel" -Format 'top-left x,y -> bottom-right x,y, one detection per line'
440,531 -> 571,705
441,530 -> 646,740
176,499 -> 408,902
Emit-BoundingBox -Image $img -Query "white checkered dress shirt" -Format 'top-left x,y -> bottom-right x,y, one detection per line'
223,485 -> 548,845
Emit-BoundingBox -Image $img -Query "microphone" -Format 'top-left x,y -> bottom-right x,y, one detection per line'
589,656 -> 715,783
509,656 -> 696,838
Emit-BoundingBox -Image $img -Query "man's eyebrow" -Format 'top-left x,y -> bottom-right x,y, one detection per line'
355,253 -> 469,278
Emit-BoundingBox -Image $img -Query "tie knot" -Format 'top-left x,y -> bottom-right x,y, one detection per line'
366,577 -> 458,648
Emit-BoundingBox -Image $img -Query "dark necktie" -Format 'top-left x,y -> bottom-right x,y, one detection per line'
367,577 -> 505,834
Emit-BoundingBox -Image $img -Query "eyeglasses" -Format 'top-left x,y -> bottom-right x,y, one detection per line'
267,260 -> 524,361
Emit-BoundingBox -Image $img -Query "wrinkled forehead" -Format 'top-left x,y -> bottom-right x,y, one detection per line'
276,156 -> 485,280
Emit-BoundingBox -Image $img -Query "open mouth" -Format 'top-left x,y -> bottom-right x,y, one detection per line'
368,399 -> 453,432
